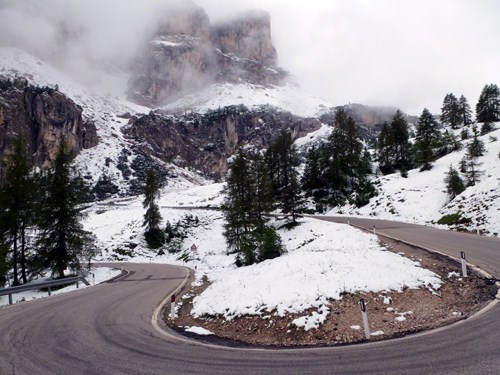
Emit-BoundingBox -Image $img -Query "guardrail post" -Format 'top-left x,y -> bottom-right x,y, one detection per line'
76,280 -> 79,289
170,294 -> 176,320
8,293 -> 12,305
360,298 -> 371,339
460,251 -> 468,277
48,286 -> 52,296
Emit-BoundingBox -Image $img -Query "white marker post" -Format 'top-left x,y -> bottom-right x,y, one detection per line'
347,219 -> 350,226
373,225 -> 376,235
170,294 -> 176,320
92,273 -> 95,286
460,251 -> 468,278
360,298 -> 371,339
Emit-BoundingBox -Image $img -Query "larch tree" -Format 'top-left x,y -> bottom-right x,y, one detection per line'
0,134 -> 35,285
444,165 -> 465,201
36,139 -> 94,278
476,83 -> 499,123
415,108 -> 440,171
143,168 -> 164,248
440,93 -> 461,128
458,95 -> 473,127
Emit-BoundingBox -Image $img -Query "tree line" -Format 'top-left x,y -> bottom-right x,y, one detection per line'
0,136 -> 95,287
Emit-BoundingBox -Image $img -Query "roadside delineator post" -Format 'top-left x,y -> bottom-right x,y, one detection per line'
373,225 -> 376,235
92,273 -> 95,286
170,294 -> 176,320
360,298 -> 371,339
347,219 -> 350,226
460,251 -> 468,278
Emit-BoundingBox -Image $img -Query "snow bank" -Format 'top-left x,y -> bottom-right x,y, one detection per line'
191,219 -> 440,320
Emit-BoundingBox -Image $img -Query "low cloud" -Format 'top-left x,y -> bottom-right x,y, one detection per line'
1,0 -> 499,114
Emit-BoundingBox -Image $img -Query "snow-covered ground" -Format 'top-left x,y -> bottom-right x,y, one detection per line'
328,125 -> 500,236
0,267 -> 121,307
84,182 -> 441,331
161,82 -> 333,118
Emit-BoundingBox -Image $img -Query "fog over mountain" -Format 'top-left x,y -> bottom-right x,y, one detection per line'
1,0 -> 499,114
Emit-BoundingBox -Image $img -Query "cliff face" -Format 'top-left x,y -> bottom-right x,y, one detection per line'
127,4 -> 286,107
211,10 -> 277,67
0,77 -> 97,168
124,105 -> 320,179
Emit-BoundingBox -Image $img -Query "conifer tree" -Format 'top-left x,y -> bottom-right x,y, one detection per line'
0,134 -> 34,284
461,149 -> 483,187
476,83 -> 499,123
223,149 -> 281,266
250,153 -> 274,223
444,165 -> 465,201
441,93 -> 461,128
467,126 -> 485,157
143,169 -> 164,248
0,240 -> 7,287
377,122 -> 394,173
265,130 -> 303,220
223,149 -> 253,256
458,95 -> 473,127
36,139 -> 94,278
415,108 -> 440,171
377,110 -> 412,174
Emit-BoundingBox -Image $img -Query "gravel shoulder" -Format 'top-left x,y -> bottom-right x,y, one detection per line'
165,237 -> 498,347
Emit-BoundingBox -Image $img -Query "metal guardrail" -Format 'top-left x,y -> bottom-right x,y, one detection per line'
0,276 -> 90,305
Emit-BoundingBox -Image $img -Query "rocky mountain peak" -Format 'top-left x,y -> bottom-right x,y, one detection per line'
211,10 -> 277,67
127,4 -> 287,107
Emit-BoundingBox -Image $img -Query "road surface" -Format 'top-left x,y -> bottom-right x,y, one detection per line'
0,217 -> 499,374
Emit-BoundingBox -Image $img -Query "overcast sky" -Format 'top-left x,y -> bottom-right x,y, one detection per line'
1,0 -> 499,115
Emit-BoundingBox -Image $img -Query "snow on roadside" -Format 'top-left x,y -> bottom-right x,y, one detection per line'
327,125 -> 500,236
0,267 -> 121,307
190,218 -> 441,321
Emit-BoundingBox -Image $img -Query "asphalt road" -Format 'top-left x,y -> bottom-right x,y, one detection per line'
0,217 -> 499,375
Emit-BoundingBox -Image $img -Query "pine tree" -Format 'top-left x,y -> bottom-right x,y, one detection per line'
458,95 -> 473,127
265,130 -> 301,200
467,126 -> 485,157
390,110 -> 413,171
36,139 -> 94,278
143,169 -> 164,248
444,165 -> 465,201
223,149 -> 282,266
265,130 -> 302,220
0,240 -> 7,286
415,108 -> 440,171
250,153 -> 274,223
461,150 -> 483,187
377,121 -> 394,174
223,149 -> 253,256
476,83 -> 500,123
377,110 -> 413,174
441,93 -> 461,128
0,134 -> 35,285
280,172 -> 305,224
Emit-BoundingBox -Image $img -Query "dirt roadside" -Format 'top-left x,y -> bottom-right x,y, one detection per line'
165,237 -> 498,347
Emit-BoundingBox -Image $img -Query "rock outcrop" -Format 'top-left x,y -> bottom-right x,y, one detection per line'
127,3 -> 287,107
124,105 -> 320,179
0,77 -> 97,168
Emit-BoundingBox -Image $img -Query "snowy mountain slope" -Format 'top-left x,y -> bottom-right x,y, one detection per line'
328,125 -> 500,236
0,47 -> 210,189
161,81 -> 333,117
